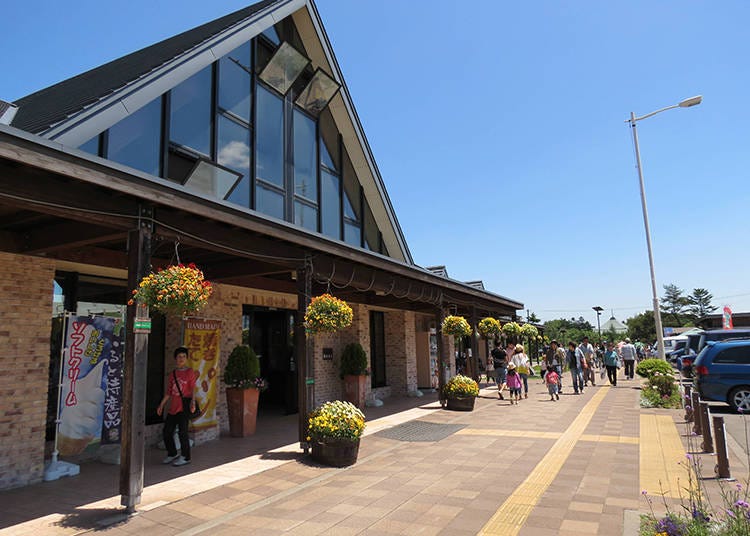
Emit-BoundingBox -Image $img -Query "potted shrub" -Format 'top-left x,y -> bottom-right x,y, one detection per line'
307,400 -> 366,467
340,343 -> 369,409
223,345 -> 266,437
128,263 -> 212,317
443,374 -> 479,411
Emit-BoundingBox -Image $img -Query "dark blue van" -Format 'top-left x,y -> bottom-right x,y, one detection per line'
694,339 -> 750,411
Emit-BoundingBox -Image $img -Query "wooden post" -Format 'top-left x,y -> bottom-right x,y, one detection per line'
120,215 -> 152,512
713,416 -> 731,479
470,307 -> 479,383
435,306 -> 446,405
700,402 -> 713,453
295,261 -> 312,451
692,392 -> 702,435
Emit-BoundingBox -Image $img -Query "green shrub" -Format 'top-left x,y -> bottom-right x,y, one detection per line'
223,345 -> 260,389
636,358 -> 673,379
340,343 -> 369,378
648,373 -> 677,398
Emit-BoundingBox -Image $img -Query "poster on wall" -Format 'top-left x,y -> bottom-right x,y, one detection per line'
58,315 -> 121,456
183,318 -> 221,429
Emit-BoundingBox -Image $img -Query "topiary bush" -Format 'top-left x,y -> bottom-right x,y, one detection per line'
340,342 -> 369,378
636,358 -> 673,379
223,345 -> 261,389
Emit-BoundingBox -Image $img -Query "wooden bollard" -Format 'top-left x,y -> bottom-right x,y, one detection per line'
700,402 -> 713,453
684,385 -> 693,422
692,392 -> 702,435
713,415 -> 731,479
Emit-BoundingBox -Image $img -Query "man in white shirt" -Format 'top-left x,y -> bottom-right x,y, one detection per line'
578,336 -> 596,386
620,337 -> 638,379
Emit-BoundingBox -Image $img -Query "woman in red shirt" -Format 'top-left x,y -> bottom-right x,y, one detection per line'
157,347 -> 198,466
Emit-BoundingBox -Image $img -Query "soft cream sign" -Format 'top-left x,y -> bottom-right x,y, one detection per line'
58,315 -> 117,456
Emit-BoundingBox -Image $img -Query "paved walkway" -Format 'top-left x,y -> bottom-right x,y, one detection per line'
1,372 -> 746,535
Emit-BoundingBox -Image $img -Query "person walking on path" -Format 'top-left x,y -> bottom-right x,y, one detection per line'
545,340 -> 565,393
510,344 -> 532,399
491,340 -> 507,400
566,341 -> 585,394
157,346 -> 199,467
620,337 -> 638,379
505,362 -> 523,404
545,367 -> 560,400
579,336 -> 596,387
603,341 -> 620,386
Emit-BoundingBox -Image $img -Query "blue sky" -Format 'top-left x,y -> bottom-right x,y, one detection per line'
2,1 -> 749,327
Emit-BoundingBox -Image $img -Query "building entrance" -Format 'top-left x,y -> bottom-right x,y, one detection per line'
242,306 -> 298,415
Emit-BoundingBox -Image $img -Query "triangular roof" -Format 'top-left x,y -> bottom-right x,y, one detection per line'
9,0 -> 413,263
602,316 -> 628,333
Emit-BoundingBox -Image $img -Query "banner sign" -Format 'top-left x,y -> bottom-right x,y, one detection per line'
59,315 -> 120,456
183,318 -> 221,429
723,306 -> 734,330
102,318 -> 124,444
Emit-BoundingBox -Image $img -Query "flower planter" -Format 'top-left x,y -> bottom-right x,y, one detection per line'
446,396 -> 476,411
343,374 -> 367,410
226,387 -> 259,437
311,438 -> 360,467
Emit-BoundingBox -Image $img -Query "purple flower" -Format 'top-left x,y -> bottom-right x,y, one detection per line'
739,407 -> 745,413
642,490 -> 648,495
685,405 -> 692,410
686,453 -> 693,460
737,483 -> 743,491
735,500 -> 750,508
727,509 -> 737,518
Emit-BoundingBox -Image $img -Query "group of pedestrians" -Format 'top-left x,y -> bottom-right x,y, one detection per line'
490,342 -> 532,404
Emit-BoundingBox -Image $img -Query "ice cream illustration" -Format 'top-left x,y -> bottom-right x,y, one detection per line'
58,359 -> 106,456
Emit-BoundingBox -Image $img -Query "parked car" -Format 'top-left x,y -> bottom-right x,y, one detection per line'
681,328 -> 750,378
693,339 -> 750,411
667,340 -> 687,371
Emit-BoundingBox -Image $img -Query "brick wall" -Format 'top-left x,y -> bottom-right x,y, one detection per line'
0,252 -> 55,490
384,310 -> 417,396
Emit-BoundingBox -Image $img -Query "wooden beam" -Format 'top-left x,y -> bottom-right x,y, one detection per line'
22,224 -> 127,254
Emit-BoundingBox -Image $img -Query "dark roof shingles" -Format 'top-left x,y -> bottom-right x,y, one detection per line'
12,0 -> 277,134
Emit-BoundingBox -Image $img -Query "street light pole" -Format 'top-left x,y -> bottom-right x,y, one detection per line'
592,306 -> 603,346
626,95 -> 702,360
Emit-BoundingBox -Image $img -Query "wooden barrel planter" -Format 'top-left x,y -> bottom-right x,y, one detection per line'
311,438 -> 361,467
446,396 -> 476,411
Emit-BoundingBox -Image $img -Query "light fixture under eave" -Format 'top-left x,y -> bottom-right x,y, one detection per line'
295,68 -> 341,116
183,159 -> 243,200
258,41 -> 310,95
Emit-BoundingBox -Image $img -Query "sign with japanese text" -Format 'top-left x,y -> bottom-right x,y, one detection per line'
58,315 -> 121,456
183,318 -> 221,429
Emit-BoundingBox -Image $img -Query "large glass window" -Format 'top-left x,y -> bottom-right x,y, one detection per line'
256,183 -> 284,220
343,151 -> 361,247
170,66 -> 212,155
321,170 -> 340,239
294,200 -> 317,232
293,110 -> 317,202
363,199 -> 379,251
107,98 -> 161,176
218,42 -> 252,122
217,115 -> 251,206
78,135 -> 100,156
255,86 -> 284,189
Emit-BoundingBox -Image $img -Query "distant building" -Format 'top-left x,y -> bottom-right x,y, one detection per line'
601,315 -> 628,334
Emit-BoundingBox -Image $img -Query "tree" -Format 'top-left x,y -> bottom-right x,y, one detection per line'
542,318 -> 596,346
626,310 -> 656,344
661,284 -> 690,326
527,311 -> 540,323
687,288 -> 717,320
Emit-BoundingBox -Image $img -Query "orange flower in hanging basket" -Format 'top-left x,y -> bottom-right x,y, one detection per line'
128,263 -> 213,317
304,294 -> 353,334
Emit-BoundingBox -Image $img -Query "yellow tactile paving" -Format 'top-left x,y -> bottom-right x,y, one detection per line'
640,414 -> 690,498
478,386 -> 610,536
580,433 -> 639,444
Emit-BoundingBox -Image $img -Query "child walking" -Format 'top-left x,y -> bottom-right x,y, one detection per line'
505,362 -> 523,404
545,368 -> 560,401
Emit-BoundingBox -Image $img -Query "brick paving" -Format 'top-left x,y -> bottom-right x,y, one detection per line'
1,372 -> 747,536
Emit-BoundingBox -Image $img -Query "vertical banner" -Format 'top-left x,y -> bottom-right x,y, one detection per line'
183,318 -> 221,429
723,306 -> 734,330
58,315 -> 117,456
102,318 -> 124,444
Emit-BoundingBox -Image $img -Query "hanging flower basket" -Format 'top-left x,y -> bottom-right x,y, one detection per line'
128,263 -> 212,317
441,315 -> 472,338
501,321 -> 522,338
520,323 -> 539,340
477,317 -> 501,339
304,294 -> 354,335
